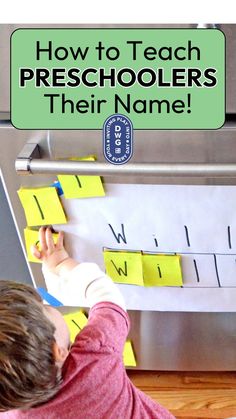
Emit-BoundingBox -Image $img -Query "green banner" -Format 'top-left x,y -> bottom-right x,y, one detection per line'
11,28 -> 225,129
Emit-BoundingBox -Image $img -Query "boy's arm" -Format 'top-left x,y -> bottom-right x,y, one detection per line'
42,261 -> 126,311
32,227 -> 128,352
43,262 -> 129,353
31,227 -> 126,310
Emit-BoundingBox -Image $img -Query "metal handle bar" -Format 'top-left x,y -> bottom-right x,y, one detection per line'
15,143 -> 236,177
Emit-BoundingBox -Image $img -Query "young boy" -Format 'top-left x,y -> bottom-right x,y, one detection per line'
0,227 -> 175,418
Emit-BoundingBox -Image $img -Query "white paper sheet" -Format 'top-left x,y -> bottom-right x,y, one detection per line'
54,184 -> 236,311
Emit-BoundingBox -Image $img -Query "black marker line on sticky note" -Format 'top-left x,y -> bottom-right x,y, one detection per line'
111,260 -> 128,276
71,319 -> 81,330
75,176 -> 82,188
184,225 -> 190,247
157,264 -> 162,278
33,195 -> 44,220
213,254 -> 221,287
228,226 -> 232,249
193,259 -> 200,283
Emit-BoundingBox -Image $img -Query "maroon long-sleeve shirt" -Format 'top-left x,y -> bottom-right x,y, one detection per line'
1,302 -> 175,419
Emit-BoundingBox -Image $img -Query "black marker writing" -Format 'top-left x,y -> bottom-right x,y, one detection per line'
108,223 -> 127,244
75,176 -> 82,188
153,235 -> 158,247
213,254 -> 221,287
157,264 -> 162,278
111,260 -> 128,276
71,319 -> 81,330
193,259 -> 200,282
228,226 -> 232,249
184,225 -> 190,247
33,195 -> 44,220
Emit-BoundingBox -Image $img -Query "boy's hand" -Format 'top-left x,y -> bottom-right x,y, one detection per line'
31,227 -> 77,275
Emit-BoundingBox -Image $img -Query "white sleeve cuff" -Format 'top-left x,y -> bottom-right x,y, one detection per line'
42,263 -> 126,310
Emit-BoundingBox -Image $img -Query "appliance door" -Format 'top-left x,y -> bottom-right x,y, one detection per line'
2,122 -> 236,370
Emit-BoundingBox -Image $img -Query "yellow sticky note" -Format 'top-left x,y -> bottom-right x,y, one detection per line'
143,254 -> 183,287
123,340 -> 136,367
18,186 -> 67,227
57,156 -> 105,199
24,228 -> 59,263
63,310 -> 88,343
104,249 -> 143,286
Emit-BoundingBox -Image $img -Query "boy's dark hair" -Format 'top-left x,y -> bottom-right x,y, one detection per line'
0,280 -> 62,412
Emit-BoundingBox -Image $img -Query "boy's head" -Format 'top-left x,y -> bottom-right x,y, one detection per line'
0,280 -> 70,412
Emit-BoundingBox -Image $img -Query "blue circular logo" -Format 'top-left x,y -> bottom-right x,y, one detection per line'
103,114 -> 133,165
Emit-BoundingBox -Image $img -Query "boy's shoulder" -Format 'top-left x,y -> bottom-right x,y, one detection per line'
67,302 -> 130,355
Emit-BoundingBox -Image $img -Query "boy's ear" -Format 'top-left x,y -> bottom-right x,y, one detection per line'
52,342 -> 69,365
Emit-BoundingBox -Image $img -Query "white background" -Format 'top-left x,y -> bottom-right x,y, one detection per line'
54,184 -> 236,311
